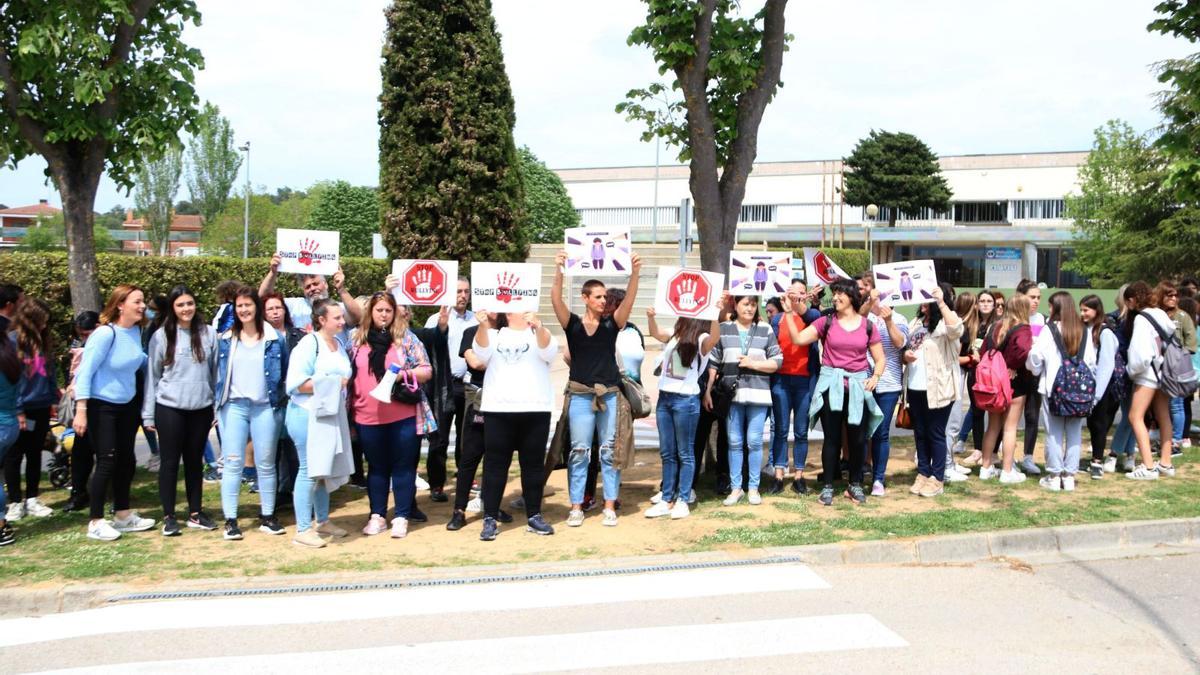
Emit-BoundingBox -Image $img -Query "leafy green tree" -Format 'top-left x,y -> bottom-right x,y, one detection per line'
617,0 -> 791,276
518,146 -> 579,244
307,180 -> 379,257
174,199 -> 199,215
842,130 -> 952,227
95,205 -> 127,230
185,102 -> 242,225
378,0 -> 527,264
0,1 -> 204,311
19,212 -> 116,252
1064,120 -> 1186,285
1149,1 -> 1200,202
134,144 -> 183,255
201,193 -> 284,258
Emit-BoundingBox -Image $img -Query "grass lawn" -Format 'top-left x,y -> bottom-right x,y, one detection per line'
1,435 -> 1196,588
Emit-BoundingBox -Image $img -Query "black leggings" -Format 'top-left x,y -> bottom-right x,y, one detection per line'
1024,391 -> 1042,458
452,403 -> 486,512
5,407 -> 50,502
1087,391 -> 1120,462
693,405 -> 730,484
819,389 -> 868,486
87,399 -> 140,519
155,404 -> 213,518
481,412 -> 550,519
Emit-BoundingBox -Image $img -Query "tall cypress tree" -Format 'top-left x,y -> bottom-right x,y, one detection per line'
379,0 -> 527,264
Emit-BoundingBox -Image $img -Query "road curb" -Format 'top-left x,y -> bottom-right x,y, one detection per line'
2,516 -> 1196,618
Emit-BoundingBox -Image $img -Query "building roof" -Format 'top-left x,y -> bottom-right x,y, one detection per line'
122,213 -> 203,231
0,202 -> 61,217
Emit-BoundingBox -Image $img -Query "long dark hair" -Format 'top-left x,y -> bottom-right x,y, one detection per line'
232,286 -> 265,338
163,285 -> 207,367
1079,294 -> 1105,348
0,329 -> 20,384
12,298 -> 52,360
920,282 -> 956,334
1047,291 -> 1084,355
672,318 -> 707,366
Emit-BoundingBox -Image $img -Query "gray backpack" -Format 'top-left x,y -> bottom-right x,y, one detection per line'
1142,312 -> 1199,398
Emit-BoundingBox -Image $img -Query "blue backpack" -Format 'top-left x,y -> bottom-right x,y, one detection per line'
1047,323 -> 1096,418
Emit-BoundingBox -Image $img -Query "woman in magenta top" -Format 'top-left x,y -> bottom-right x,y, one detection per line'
351,293 -> 432,539
978,294 -> 1034,484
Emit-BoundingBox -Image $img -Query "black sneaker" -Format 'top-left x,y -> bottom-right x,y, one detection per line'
846,483 -> 867,505
429,488 -> 449,503
248,479 -> 260,494
1089,462 -> 1104,480
162,515 -> 182,537
819,485 -> 834,506
0,523 -> 14,547
224,518 -> 244,540
791,478 -> 808,495
188,512 -> 217,531
258,515 -> 285,535
64,492 -> 90,512
409,507 -> 428,523
766,478 -> 785,495
446,510 -> 467,531
497,509 -> 514,524
1172,446 -> 1184,458
202,465 -> 220,483
526,513 -> 554,536
480,516 -> 499,541
349,475 -> 368,490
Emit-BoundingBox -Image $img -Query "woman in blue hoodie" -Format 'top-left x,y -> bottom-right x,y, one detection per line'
5,299 -> 57,522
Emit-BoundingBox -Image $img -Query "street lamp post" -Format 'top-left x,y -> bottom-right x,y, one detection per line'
865,203 -> 879,268
239,141 -> 251,258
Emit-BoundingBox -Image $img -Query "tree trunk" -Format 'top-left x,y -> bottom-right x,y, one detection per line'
55,169 -> 103,313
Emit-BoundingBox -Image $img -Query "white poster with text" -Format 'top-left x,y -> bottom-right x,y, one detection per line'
564,226 -> 632,276
276,228 -> 340,276
728,251 -> 792,297
470,262 -> 542,313
872,259 -> 939,307
654,266 -> 725,321
391,259 -> 460,306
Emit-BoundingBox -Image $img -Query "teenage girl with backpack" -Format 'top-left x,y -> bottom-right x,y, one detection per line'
1123,281 -> 1178,480
1156,282 -> 1196,456
1080,295 -> 1122,479
977,294 -> 1034,483
958,290 -> 999,468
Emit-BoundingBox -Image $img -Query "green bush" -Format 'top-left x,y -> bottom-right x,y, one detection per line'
792,247 -> 871,278
0,252 -> 391,358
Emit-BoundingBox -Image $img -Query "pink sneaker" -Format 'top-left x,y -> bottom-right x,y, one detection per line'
362,514 -> 388,536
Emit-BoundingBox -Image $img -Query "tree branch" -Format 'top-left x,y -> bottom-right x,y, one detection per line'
677,0 -> 722,219
0,41 -> 56,162
86,0 -> 155,181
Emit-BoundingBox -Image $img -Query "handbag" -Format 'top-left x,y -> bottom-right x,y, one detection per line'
391,368 -> 422,404
621,375 -> 652,419
57,326 -> 117,429
710,374 -> 738,417
894,391 -> 913,430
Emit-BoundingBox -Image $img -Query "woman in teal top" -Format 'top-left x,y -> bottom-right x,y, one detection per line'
0,331 -> 26,547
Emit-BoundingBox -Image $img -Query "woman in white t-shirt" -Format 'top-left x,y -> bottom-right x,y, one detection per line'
643,308 -> 720,520
1122,282 -> 1178,480
472,311 -> 559,541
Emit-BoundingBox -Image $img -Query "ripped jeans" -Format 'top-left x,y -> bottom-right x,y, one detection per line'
567,391 -> 619,505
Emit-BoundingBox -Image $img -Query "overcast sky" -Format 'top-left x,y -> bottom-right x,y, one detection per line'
0,0 -> 1191,212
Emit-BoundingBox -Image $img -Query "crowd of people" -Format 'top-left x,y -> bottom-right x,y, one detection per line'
0,258 -> 1193,548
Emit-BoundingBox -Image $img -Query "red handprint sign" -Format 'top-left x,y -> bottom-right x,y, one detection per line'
298,238 -> 318,266
275,229 -> 340,275
468,262 -> 542,313
496,271 -> 520,304
656,267 -> 720,320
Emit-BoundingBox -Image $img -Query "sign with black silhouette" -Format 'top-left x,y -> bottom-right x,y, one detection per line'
801,248 -> 852,287
728,251 -> 792,298
391,259 -> 458,306
563,226 -> 632,277
276,228 -> 340,275
872,259 -> 939,307
470,262 -> 542,313
655,266 -> 725,320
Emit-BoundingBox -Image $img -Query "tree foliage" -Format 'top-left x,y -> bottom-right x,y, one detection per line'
617,0 -> 791,276
1149,1 -> 1200,202
1064,120 -> 1189,285
378,0 -> 527,264
307,180 -> 379,257
202,192 -> 297,258
842,130 -> 952,226
185,101 -> 242,225
518,146 -> 579,244
0,1 -> 204,311
18,212 -> 116,253
134,143 -> 183,255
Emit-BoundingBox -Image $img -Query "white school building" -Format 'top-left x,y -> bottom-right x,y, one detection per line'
555,150 -> 1089,289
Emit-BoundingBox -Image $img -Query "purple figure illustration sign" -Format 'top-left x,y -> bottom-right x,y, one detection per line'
728,251 -> 792,298
872,259 -> 939,307
564,226 -> 632,277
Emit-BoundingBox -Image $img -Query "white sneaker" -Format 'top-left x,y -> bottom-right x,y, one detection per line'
1122,456 -> 1136,473
953,462 -> 972,475
1061,475 -> 1076,491
390,517 -> 409,539
1018,456 -> 1042,475
747,489 -> 762,505
686,490 -> 697,505
1125,464 -> 1160,481
24,498 -> 53,518
644,501 -> 672,518
566,509 -> 585,527
1039,475 -> 1062,491
1154,462 -> 1177,478
414,474 -> 430,491
465,496 -> 483,514
722,489 -> 744,506
978,465 -> 1000,481
649,491 -> 663,504
943,469 -> 968,483
112,512 -> 155,532
670,501 -> 690,519
5,502 -> 24,522
146,454 -> 160,472
1103,455 -> 1117,474
602,508 -> 618,527
999,469 -> 1027,484
1182,438 -> 1192,449
952,439 -> 966,455
87,520 -> 121,541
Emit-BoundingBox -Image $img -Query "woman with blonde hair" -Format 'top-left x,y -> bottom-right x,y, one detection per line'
978,294 -> 1034,484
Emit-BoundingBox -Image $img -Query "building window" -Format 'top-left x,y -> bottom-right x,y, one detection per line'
1010,199 -> 1065,220
868,206 -> 950,222
739,204 -> 777,223
954,202 -> 1008,224
1036,247 -> 1089,289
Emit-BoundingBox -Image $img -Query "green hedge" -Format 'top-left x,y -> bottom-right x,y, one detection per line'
792,247 -> 871,278
0,252 -> 392,358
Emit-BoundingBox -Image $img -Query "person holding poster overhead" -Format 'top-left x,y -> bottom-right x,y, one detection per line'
259,254 -> 363,339
420,278 -> 476,503
770,279 -> 823,495
551,251 -> 642,528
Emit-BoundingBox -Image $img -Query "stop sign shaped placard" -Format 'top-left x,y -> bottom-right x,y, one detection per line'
665,269 -> 712,317
401,260 -> 448,306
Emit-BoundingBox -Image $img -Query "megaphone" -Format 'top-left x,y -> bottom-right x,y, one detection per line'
370,363 -> 402,403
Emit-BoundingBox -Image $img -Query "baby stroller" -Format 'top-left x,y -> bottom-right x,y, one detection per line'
47,424 -> 73,490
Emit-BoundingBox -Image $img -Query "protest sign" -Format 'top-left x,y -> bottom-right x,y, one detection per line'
873,259 -> 939,307
277,228 -> 340,275
470,262 -> 542,313
564,226 -> 632,276
801,248 -> 851,287
391,259 -> 459,306
654,266 -> 725,321
728,251 -> 792,297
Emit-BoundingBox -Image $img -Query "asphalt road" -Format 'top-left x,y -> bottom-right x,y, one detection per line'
4,551 -> 1198,673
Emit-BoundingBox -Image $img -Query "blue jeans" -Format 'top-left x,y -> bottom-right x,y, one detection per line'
727,403 -> 769,490
770,374 -> 812,471
908,390 -> 952,480
1111,394 -> 1136,456
286,402 -> 329,533
0,421 -> 18,513
357,417 -> 419,519
567,392 -> 618,504
958,406 -> 974,442
219,399 -> 280,520
870,390 -> 902,484
1170,396 -> 1186,443
657,392 -> 700,503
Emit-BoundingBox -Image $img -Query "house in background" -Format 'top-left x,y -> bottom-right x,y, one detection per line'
0,200 -> 61,248
121,209 -> 202,256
